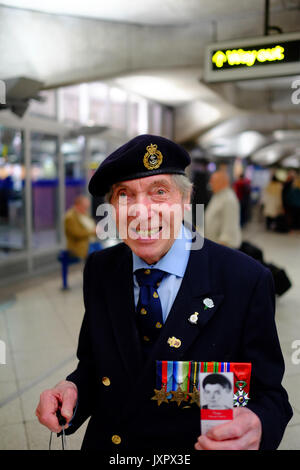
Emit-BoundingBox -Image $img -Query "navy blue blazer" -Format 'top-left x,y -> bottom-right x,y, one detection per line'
65,237 -> 292,451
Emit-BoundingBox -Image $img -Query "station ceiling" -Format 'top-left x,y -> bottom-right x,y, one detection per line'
1,0 -> 300,166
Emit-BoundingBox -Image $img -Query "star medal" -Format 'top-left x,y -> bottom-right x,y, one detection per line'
188,385 -> 200,407
151,386 -> 169,406
170,385 -> 188,406
233,380 -> 250,407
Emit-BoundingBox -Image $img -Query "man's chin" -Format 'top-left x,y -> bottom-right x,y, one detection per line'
128,240 -> 172,264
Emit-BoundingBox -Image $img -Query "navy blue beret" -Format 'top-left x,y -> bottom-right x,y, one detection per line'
88,134 -> 191,197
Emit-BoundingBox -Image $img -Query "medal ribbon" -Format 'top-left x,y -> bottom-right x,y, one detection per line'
156,361 -> 251,399
158,360 -> 173,392
188,361 -> 200,392
181,361 -> 190,392
230,363 -> 251,394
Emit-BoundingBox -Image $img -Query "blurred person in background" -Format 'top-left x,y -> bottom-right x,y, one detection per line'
233,172 -> 251,227
64,195 -> 97,259
205,170 -> 242,248
282,170 -> 295,231
191,157 -> 211,227
286,174 -> 300,231
261,176 -> 284,232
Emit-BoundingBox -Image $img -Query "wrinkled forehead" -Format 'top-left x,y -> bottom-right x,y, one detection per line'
112,173 -> 175,191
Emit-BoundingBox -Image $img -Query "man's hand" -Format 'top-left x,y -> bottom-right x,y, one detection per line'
195,407 -> 262,450
35,380 -> 78,433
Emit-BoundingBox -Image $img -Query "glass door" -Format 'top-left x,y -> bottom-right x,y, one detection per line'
0,126 -> 26,259
30,132 -> 59,250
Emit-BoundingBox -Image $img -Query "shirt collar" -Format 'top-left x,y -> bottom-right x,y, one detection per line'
132,224 -> 192,278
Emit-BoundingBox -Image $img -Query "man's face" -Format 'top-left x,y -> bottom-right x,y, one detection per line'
203,383 -> 230,409
110,174 -> 189,265
210,172 -> 229,194
76,198 -> 90,215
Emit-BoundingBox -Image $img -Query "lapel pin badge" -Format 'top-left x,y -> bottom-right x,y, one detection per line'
167,336 -> 182,348
188,312 -> 199,325
203,297 -> 214,310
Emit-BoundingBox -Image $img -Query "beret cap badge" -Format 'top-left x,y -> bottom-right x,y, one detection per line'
143,143 -> 163,170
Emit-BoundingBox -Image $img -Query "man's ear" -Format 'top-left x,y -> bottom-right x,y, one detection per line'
183,190 -> 192,207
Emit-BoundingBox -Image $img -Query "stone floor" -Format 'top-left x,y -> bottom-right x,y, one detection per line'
0,221 -> 299,450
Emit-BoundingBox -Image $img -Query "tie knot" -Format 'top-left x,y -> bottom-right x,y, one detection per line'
135,268 -> 165,287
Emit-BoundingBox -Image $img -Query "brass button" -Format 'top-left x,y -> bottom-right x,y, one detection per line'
155,322 -> 162,329
143,335 -> 150,342
153,292 -> 159,298
102,377 -> 111,386
140,308 -> 147,315
144,269 -> 151,275
112,434 -> 121,445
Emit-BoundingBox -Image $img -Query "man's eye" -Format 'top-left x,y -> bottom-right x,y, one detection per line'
156,189 -> 166,195
118,191 -> 127,198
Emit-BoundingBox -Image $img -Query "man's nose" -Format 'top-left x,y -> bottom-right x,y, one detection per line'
130,197 -> 154,218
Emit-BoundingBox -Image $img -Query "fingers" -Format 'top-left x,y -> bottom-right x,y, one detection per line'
195,429 -> 260,451
206,420 -> 243,441
195,433 -> 248,451
36,382 -> 78,433
60,386 -> 77,423
35,389 -> 62,433
205,407 -> 260,442
194,408 -> 262,450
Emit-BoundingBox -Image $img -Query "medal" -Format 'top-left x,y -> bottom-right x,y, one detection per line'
154,360 -> 173,404
188,385 -> 200,406
170,385 -> 188,406
153,361 -> 252,408
187,361 -> 200,406
170,361 -> 189,406
233,380 -> 250,407
151,387 -> 169,406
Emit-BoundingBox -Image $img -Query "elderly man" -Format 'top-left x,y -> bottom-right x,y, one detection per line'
205,171 -> 242,249
36,135 -> 292,452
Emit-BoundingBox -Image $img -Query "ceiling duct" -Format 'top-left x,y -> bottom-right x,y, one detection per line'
66,125 -> 109,138
0,77 -> 44,117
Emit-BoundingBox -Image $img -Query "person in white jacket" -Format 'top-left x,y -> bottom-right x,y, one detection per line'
205,171 -> 242,249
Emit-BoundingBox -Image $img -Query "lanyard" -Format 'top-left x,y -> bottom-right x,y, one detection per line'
49,410 -> 68,450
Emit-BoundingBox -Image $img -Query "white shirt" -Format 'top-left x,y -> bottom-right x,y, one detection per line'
132,225 -> 192,323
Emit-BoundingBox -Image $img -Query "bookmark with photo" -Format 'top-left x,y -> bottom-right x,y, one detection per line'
199,370 -> 234,435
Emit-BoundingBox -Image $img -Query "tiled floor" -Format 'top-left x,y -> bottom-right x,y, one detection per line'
0,221 -> 299,450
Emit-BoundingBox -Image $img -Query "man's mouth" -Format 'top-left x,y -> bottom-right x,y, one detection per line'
131,226 -> 163,239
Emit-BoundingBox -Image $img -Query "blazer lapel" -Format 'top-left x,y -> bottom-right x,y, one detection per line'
144,240 -> 225,365
120,239 -> 225,422
105,245 -> 144,380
